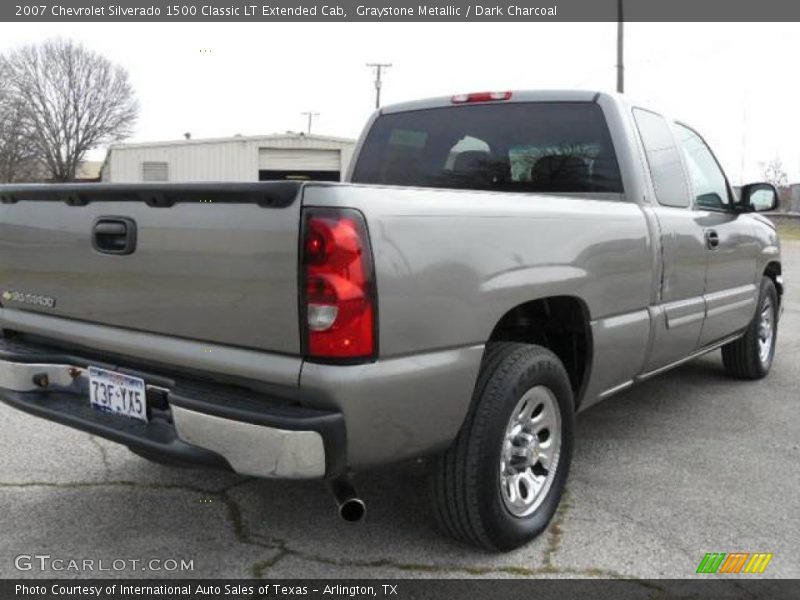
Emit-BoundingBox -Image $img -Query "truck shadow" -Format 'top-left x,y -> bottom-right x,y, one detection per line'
191,352 -> 757,566
7,350 -> 775,577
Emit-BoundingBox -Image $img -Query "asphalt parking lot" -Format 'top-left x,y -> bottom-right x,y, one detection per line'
1,242 -> 798,582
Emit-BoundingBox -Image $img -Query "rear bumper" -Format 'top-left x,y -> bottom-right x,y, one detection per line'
0,337 -> 345,479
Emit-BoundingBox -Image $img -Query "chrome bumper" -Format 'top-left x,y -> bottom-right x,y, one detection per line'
0,360 -> 85,392
0,357 -> 330,480
172,406 -> 325,478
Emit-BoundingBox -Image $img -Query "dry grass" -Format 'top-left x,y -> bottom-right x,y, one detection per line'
777,219 -> 800,241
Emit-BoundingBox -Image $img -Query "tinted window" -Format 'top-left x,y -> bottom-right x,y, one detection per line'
352,103 -> 623,193
674,123 -> 730,210
632,109 -> 690,208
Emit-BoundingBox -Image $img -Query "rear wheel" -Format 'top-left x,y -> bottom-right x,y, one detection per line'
722,277 -> 778,379
431,342 -> 574,551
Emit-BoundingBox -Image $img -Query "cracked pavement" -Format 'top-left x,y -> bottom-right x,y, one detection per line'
1,242 -> 798,580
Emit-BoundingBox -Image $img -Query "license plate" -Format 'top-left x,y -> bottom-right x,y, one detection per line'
88,366 -> 148,423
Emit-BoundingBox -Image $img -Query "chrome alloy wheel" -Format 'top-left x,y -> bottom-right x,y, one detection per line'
758,296 -> 775,365
500,385 -> 562,518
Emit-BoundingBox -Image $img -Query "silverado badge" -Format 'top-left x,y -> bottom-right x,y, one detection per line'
2,290 -> 56,309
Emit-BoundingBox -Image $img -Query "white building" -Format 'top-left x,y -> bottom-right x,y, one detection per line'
790,183 -> 800,213
101,133 -> 356,183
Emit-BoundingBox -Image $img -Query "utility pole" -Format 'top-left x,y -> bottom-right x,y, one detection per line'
301,111 -> 319,135
366,63 -> 392,109
616,0 -> 624,93
740,94 -> 748,185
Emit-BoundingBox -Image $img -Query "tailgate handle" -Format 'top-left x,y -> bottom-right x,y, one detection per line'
92,217 -> 137,255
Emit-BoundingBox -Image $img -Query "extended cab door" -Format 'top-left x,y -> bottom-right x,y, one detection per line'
632,108 -> 708,371
673,123 -> 760,346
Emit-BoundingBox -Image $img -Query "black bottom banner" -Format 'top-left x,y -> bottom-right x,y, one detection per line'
2,579 -> 799,600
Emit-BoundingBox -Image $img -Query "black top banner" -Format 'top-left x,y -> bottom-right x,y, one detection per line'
3,0 -> 800,22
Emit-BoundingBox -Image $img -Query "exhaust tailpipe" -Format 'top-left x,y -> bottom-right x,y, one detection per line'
330,477 -> 366,522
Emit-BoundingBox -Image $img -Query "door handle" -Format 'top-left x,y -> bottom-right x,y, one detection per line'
92,217 -> 137,255
705,229 -> 720,250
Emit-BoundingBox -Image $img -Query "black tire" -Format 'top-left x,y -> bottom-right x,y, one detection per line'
722,277 -> 779,380
431,342 -> 575,551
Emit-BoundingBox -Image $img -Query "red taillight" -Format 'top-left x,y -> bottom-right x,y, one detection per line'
301,208 -> 376,361
451,91 -> 512,104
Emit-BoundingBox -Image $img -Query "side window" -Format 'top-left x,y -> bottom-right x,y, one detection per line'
674,124 -> 730,210
632,109 -> 690,208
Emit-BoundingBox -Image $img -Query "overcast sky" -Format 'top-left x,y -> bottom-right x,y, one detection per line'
1,22 -> 798,183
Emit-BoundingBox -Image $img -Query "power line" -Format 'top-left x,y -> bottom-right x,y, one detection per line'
301,111 -> 319,135
366,63 -> 392,109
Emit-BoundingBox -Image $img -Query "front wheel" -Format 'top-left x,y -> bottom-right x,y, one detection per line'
431,342 -> 574,551
722,277 -> 779,379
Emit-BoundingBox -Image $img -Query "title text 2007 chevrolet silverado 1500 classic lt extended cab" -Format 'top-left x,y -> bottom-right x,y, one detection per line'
0,91 -> 784,550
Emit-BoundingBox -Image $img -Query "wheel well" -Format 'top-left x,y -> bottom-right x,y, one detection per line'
764,262 -> 782,299
487,296 -> 592,404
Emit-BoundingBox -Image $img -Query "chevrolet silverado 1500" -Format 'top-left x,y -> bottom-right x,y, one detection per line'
0,90 -> 783,550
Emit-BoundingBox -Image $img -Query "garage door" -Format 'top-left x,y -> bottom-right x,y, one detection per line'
258,148 -> 341,171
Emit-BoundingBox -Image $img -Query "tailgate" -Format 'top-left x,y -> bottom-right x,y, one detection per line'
0,183 -> 303,354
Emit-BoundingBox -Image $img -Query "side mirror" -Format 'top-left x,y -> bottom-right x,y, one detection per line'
740,183 -> 779,212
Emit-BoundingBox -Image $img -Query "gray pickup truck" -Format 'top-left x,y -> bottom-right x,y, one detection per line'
0,90 -> 783,551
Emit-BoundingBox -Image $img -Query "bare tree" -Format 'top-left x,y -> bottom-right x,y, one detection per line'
0,104 -> 43,182
0,57 -> 42,182
759,157 -> 790,212
762,157 -> 788,189
3,39 -> 137,181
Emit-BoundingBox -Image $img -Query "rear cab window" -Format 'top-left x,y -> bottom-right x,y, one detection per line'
351,102 -> 624,194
